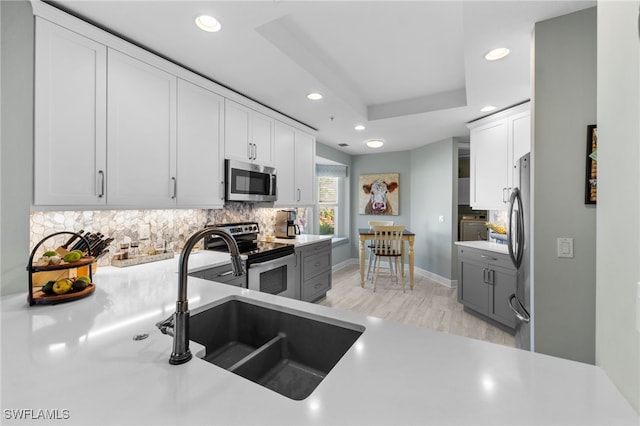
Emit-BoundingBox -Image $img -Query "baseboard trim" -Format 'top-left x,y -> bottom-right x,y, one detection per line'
335,258 -> 457,289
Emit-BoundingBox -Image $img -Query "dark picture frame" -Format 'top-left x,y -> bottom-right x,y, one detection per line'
585,124 -> 597,204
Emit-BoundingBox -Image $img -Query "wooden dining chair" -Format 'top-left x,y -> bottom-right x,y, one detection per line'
367,220 -> 394,281
370,225 -> 405,292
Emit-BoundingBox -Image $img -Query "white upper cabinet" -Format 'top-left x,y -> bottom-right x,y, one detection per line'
176,79 -> 224,208
107,49 -> 177,207
34,18 -> 107,206
273,122 -> 316,207
224,99 -> 274,165
468,102 -> 530,210
274,122 -> 296,205
293,130 -> 316,206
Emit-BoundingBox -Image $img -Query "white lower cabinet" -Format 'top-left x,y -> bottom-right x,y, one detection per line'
176,79 -> 224,208
107,49 -> 177,207
274,122 -> 316,206
34,18 -> 107,206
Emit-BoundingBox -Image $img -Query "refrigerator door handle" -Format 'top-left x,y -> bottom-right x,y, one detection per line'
507,188 -> 525,269
508,294 -> 530,323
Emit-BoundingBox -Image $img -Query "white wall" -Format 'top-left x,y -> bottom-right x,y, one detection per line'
1,0 -> 33,296
596,0 -> 640,413
533,7 -> 597,364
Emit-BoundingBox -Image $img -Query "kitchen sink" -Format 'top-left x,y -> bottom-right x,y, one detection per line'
188,296 -> 364,400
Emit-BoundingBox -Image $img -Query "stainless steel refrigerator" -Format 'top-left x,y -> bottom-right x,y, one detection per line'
507,153 -> 531,350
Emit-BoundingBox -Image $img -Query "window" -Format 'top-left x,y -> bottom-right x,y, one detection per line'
318,176 -> 338,235
316,161 -> 348,238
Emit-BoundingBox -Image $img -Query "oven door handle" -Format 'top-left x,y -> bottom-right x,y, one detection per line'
249,254 -> 294,271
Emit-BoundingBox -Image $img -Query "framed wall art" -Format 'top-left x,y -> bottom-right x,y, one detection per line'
359,173 -> 399,215
585,124 -> 597,204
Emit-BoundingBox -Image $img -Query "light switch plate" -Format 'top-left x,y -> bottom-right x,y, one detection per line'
557,237 -> 574,258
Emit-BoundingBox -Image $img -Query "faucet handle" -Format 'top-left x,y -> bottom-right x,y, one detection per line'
156,315 -> 175,336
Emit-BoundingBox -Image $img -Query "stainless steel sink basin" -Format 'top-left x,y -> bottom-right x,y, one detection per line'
189,296 -> 364,400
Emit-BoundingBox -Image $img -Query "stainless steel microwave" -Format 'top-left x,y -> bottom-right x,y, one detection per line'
225,159 -> 277,202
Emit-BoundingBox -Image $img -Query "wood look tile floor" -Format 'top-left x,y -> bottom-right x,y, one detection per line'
318,263 -> 516,348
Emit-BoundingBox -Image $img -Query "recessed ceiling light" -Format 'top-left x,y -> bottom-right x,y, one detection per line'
366,139 -> 384,149
484,47 -> 510,61
354,124 -> 365,131
306,92 -> 323,100
195,15 -> 222,32
480,105 -> 497,112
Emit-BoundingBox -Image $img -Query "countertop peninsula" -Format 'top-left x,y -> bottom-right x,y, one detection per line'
2,250 -> 638,425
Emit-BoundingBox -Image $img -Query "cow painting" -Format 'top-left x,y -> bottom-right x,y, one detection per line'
361,178 -> 399,215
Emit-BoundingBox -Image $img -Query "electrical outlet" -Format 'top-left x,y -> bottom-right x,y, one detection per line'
139,224 -> 150,240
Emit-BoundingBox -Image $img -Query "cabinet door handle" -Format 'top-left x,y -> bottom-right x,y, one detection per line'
221,181 -> 225,201
253,143 -> 257,160
481,254 -> 498,261
297,188 -> 301,202
487,269 -> 494,285
483,268 -> 488,283
98,170 -> 105,198
171,177 -> 177,199
247,143 -> 252,160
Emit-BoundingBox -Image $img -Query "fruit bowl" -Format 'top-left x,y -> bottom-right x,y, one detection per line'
32,283 -> 96,305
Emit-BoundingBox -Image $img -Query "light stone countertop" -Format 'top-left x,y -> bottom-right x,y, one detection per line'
2,250 -> 638,425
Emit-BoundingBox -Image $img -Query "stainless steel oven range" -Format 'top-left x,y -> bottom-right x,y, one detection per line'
199,222 -> 298,299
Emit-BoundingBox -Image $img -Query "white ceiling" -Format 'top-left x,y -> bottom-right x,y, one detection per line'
48,0 -> 594,156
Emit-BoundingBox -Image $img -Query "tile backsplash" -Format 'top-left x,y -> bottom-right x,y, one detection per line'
30,204 -> 308,266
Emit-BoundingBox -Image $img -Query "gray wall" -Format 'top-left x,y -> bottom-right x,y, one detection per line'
533,8 -> 597,364
316,142 -> 352,266
350,151 -> 411,258
596,1 -> 640,412
410,138 -> 458,280
1,0 -> 33,296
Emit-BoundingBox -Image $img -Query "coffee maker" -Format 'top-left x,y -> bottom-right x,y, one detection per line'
275,210 -> 300,239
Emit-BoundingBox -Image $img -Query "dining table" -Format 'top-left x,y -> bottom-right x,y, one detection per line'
358,227 -> 416,290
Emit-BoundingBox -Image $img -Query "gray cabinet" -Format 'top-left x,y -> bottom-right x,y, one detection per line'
457,246 -> 516,329
297,240 -> 332,302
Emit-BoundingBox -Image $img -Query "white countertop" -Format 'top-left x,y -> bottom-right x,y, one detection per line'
455,240 -> 510,254
2,250 -> 638,425
266,234 -> 333,247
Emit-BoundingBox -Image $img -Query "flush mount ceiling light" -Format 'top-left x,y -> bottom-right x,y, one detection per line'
366,139 -> 384,149
480,105 -> 497,112
484,47 -> 510,61
306,92 -> 323,100
195,15 -> 222,33
354,124 -> 365,131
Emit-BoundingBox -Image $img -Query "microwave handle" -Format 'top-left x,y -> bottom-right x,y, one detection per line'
270,174 -> 277,196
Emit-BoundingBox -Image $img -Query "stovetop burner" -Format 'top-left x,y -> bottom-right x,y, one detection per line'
204,222 -> 295,264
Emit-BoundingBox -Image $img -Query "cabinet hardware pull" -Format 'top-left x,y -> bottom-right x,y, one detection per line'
253,143 -> 257,160
247,143 -> 252,160
480,254 -> 498,261
98,170 -> 105,198
171,177 -> 177,199
297,188 -> 301,202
